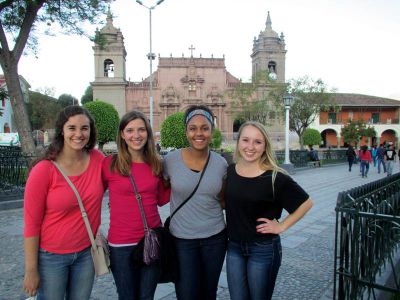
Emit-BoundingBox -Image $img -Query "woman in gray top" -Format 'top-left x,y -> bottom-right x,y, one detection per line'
163,105 -> 228,300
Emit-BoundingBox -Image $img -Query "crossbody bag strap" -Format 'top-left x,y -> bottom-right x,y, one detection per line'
52,161 -> 97,251
170,150 -> 211,220
128,174 -> 149,232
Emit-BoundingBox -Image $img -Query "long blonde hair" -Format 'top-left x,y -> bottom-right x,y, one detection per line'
234,121 -> 287,189
110,110 -> 162,176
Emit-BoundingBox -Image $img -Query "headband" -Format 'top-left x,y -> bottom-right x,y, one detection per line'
185,109 -> 214,126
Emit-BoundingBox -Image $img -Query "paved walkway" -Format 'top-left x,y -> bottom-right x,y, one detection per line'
0,163 -> 397,300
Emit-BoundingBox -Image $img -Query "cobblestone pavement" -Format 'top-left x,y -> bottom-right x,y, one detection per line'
0,163 -> 396,299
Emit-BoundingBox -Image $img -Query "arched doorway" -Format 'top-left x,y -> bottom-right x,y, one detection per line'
380,129 -> 397,146
3,123 -> 10,133
321,128 -> 337,148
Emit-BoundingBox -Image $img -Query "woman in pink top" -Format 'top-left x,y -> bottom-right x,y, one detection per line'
102,110 -> 170,300
23,106 -> 105,299
359,145 -> 372,178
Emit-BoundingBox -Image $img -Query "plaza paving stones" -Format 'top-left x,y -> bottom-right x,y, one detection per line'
0,163 -> 397,299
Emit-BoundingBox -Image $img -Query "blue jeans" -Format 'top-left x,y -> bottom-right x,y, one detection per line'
361,160 -> 370,177
37,246 -> 94,300
227,237 -> 282,300
110,245 -> 161,300
377,158 -> 386,173
174,229 -> 227,300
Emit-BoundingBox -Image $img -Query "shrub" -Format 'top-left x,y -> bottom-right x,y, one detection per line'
210,128 -> 222,149
160,112 -> 189,149
303,128 -> 322,147
84,101 -> 119,151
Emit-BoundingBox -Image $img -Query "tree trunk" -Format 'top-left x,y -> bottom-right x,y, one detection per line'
3,64 -> 37,159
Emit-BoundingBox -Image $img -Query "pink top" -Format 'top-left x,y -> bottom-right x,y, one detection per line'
102,155 -> 170,245
359,150 -> 372,162
24,150 -> 105,254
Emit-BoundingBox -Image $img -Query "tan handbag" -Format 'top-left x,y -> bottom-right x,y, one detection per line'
52,161 -> 110,276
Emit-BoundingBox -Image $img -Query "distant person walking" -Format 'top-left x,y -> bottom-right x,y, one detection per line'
384,144 -> 397,176
224,121 -> 313,300
371,146 -> 377,167
345,145 -> 357,172
376,144 -> 386,174
359,145 -> 372,178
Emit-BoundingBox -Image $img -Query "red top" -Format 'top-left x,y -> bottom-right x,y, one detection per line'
359,150 -> 372,162
102,156 -> 170,245
24,150 -> 105,254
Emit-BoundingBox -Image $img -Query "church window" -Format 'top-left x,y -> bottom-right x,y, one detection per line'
4,123 -> 10,133
268,61 -> 277,73
188,81 -> 196,91
104,59 -> 115,77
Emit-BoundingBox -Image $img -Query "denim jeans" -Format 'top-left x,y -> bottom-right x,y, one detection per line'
109,245 -> 161,300
361,160 -> 370,177
377,158 -> 386,173
37,246 -> 94,300
226,237 -> 282,300
386,160 -> 394,176
174,229 -> 227,300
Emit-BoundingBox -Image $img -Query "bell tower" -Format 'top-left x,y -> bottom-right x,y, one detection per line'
91,9 -> 127,117
251,11 -> 286,83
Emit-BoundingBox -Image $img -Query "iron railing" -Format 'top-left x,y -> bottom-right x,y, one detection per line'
0,146 -> 31,201
275,149 -> 347,168
334,174 -> 400,299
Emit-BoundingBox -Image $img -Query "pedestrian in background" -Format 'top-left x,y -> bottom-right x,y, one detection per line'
345,145 -> 357,172
371,145 -> 377,167
376,144 -> 386,174
163,105 -> 228,300
23,106 -> 105,299
384,144 -> 397,176
102,110 -> 170,300
359,145 -> 372,178
224,121 -> 313,300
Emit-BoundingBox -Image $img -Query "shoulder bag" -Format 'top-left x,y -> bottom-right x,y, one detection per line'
52,161 -> 110,277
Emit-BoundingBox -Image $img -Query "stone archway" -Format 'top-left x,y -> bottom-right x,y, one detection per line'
321,128 -> 338,148
380,129 -> 397,146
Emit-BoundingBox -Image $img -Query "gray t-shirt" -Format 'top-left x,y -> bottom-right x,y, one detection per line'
163,149 -> 228,239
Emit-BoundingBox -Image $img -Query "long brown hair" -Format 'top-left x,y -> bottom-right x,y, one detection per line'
110,110 -> 162,176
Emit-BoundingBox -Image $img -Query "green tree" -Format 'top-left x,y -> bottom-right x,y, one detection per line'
210,128 -> 222,149
0,1 -> 108,156
0,87 -> 7,117
81,85 -> 93,105
27,91 -> 62,129
227,70 -> 278,125
58,93 -> 78,108
341,120 -> 366,147
160,112 -> 189,149
84,101 -> 119,151
303,128 -> 322,147
271,76 -> 336,149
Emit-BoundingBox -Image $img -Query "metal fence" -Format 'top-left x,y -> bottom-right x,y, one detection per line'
275,149 -> 347,168
334,173 -> 400,299
0,146 -> 31,201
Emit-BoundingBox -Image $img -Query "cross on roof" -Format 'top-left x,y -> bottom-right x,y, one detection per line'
189,44 -> 195,57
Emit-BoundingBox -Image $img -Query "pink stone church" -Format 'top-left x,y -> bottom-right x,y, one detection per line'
91,11 -> 287,139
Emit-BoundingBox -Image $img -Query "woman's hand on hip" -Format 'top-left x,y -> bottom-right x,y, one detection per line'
256,218 -> 284,235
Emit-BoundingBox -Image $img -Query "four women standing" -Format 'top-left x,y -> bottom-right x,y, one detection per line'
23,105 -> 314,300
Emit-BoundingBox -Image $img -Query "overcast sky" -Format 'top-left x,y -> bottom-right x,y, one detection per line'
16,0 -> 400,101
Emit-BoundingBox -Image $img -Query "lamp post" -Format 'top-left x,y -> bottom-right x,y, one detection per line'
282,94 -> 294,173
136,0 -> 165,128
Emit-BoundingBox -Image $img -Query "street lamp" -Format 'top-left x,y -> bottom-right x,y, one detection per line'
282,94 -> 294,173
136,0 -> 165,128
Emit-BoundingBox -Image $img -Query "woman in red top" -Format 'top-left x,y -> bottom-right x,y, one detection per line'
359,145 -> 372,178
23,106 -> 105,299
102,110 -> 170,300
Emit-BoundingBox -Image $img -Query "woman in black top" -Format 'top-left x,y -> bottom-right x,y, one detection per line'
225,121 -> 313,300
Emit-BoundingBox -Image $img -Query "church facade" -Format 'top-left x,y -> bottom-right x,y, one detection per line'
91,11 -> 287,139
